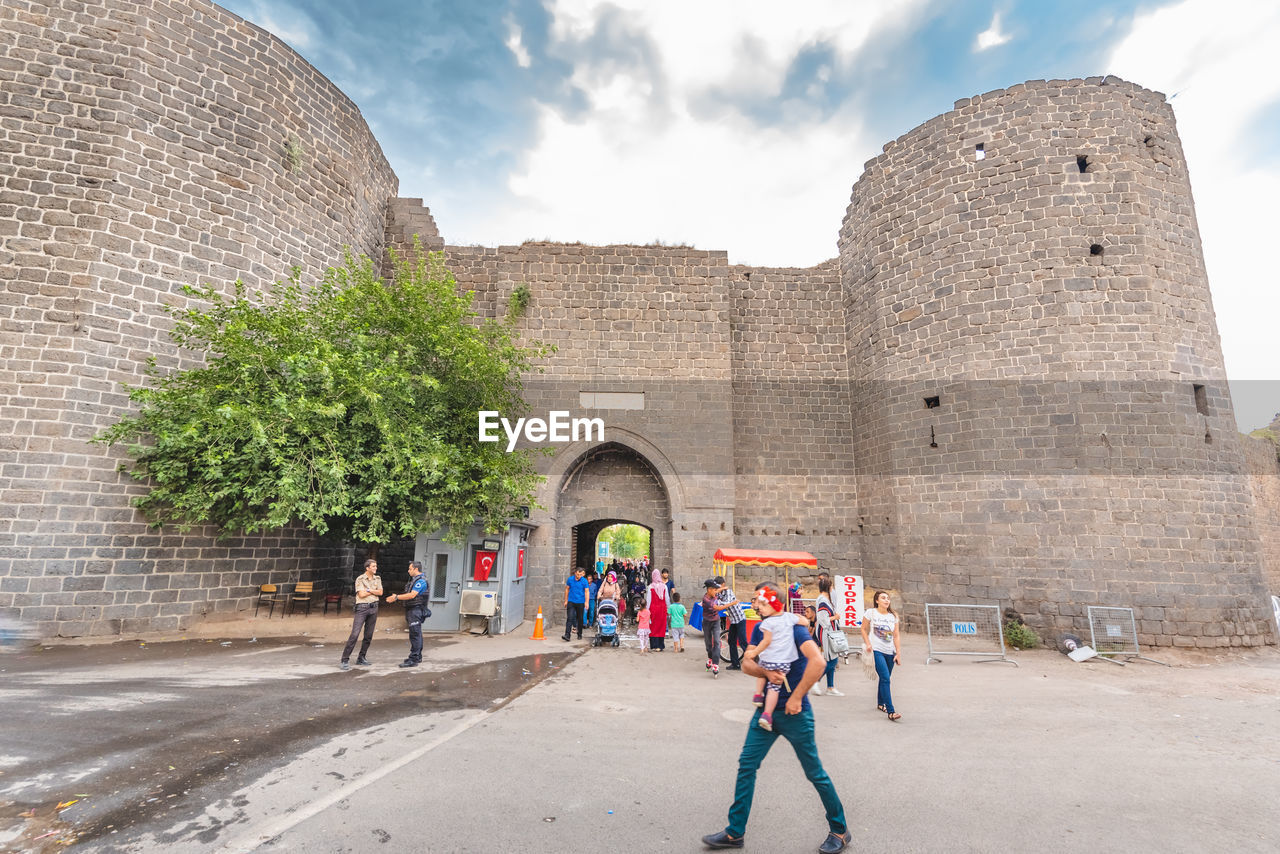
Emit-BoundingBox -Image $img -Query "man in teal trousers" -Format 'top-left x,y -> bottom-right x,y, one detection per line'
701,581 -> 850,853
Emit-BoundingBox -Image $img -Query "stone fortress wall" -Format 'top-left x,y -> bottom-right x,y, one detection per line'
2,1 -> 1276,644
839,78 -> 1272,644
0,0 -> 395,635
1242,437 -> 1280,596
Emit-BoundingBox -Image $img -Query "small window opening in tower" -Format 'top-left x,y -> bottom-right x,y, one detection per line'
1077,154 -> 1090,173
975,143 -> 986,161
1193,384 -> 1209,416
1089,243 -> 1104,257
924,395 -> 940,409
1144,135 -> 1156,150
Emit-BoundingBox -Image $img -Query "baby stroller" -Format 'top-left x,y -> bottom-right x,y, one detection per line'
593,598 -> 621,647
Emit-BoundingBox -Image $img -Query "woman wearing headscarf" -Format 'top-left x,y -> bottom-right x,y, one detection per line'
646,568 -> 670,651
598,570 -> 622,608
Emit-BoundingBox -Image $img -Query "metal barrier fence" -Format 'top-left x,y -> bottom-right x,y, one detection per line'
790,597 -> 816,616
1087,606 -> 1168,666
924,603 -> 1017,666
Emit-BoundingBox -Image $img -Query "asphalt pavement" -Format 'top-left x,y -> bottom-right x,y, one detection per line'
2,617 -> 1279,853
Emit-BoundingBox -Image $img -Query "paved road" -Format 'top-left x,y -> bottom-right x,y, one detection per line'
3,626 -> 1279,853
0,628 -> 580,852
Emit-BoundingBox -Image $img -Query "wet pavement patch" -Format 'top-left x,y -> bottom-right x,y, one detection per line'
0,646 -> 577,851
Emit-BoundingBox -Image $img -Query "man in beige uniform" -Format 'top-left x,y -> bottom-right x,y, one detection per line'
340,559 -> 383,670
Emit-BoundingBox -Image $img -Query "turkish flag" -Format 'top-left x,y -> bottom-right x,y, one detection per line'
517,548 -> 525,578
474,550 -> 497,581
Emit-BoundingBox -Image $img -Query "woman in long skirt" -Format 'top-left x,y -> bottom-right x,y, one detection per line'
646,568 -> 669,651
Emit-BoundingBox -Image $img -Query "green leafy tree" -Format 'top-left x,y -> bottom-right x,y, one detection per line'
96,247 -> 547,553
598,523 -> 650,560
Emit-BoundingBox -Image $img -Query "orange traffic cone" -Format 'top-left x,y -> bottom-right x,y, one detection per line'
530,607 -> 546,640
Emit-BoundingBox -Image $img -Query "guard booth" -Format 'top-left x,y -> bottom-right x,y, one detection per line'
416,522 -> 535,634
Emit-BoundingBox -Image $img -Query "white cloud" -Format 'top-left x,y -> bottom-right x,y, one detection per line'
1107,0 -> 1280,392
974,11 -> 1011,52
239,0 -> 316,50
505,18 -> 532,69
443,0 -> 929,267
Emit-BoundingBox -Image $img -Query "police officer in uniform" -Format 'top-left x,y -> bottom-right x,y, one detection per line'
386,560 -> 429,667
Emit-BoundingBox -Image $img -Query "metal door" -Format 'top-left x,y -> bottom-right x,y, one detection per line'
421,540 -> 463,631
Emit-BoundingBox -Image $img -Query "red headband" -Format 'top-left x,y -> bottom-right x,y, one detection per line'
756,587 -> 782,611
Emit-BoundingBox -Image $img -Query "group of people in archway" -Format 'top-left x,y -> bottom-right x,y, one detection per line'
567,561 -> 678,651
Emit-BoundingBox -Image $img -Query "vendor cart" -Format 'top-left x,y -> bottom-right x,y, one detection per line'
711,548 -> 819,633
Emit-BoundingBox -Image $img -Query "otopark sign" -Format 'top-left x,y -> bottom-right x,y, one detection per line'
832,575 -> 864,629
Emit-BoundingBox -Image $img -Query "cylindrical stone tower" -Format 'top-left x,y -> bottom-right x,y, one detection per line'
0,0 -> 398,636
841,77 -> 1272,647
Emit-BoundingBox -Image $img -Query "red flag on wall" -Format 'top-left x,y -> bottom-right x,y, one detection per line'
474,550 -> 497,581
517,548 -> 525,579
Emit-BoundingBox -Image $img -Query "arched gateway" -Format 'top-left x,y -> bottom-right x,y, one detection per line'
555,442 -> 672,596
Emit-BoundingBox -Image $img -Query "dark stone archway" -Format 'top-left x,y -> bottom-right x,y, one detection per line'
572,518 -> 652,575
555,443 -> 673,612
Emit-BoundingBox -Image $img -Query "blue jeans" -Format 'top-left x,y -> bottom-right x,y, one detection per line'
874,650 -> 895,713
725,707 -> 846,838
823,656 -> 838,688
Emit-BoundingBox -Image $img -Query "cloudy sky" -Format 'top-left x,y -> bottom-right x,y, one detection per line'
218,0 -> 1280,430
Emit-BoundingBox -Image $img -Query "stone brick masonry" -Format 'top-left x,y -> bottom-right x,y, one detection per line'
1,4 -> 1276,644
0,0 -> 392,635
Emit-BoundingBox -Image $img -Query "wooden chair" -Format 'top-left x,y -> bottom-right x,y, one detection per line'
287,581 -> 315,617
322,580 -> 345,616
255,584 -> 286,618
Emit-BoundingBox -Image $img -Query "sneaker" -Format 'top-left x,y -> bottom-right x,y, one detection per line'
818,830 -> 852,854
398,660 -> 419,668
751,693 -> 765,707
700,830 -> 745,849
339,662 -> 350,671
356,658 -> 371,666
826,687 -> 845,697
725,664 -> 742,671
811,685 -> 826,696
758,712 -> 773,731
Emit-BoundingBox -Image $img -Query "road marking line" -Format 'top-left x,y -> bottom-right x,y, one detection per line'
231,646 -> 300,657
217,709 -> 489,854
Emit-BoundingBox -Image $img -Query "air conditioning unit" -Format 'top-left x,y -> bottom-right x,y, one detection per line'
459,588 -> 497,617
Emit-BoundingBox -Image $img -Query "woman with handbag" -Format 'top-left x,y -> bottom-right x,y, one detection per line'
812,574 -> 844,696
861,590 -> 902,721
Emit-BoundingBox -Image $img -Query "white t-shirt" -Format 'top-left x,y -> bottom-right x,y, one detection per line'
758,612 -> 801,665
867,610 -> 897,655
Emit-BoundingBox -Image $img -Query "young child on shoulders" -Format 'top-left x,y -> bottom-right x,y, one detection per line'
636,604 -> 651,653
668,591 -> 687,653
749,585 -> 801,731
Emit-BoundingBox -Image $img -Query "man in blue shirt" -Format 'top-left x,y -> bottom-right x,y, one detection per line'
386,560 -> 429,667
702,581 -> 849,853
562,566 -> 590,641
